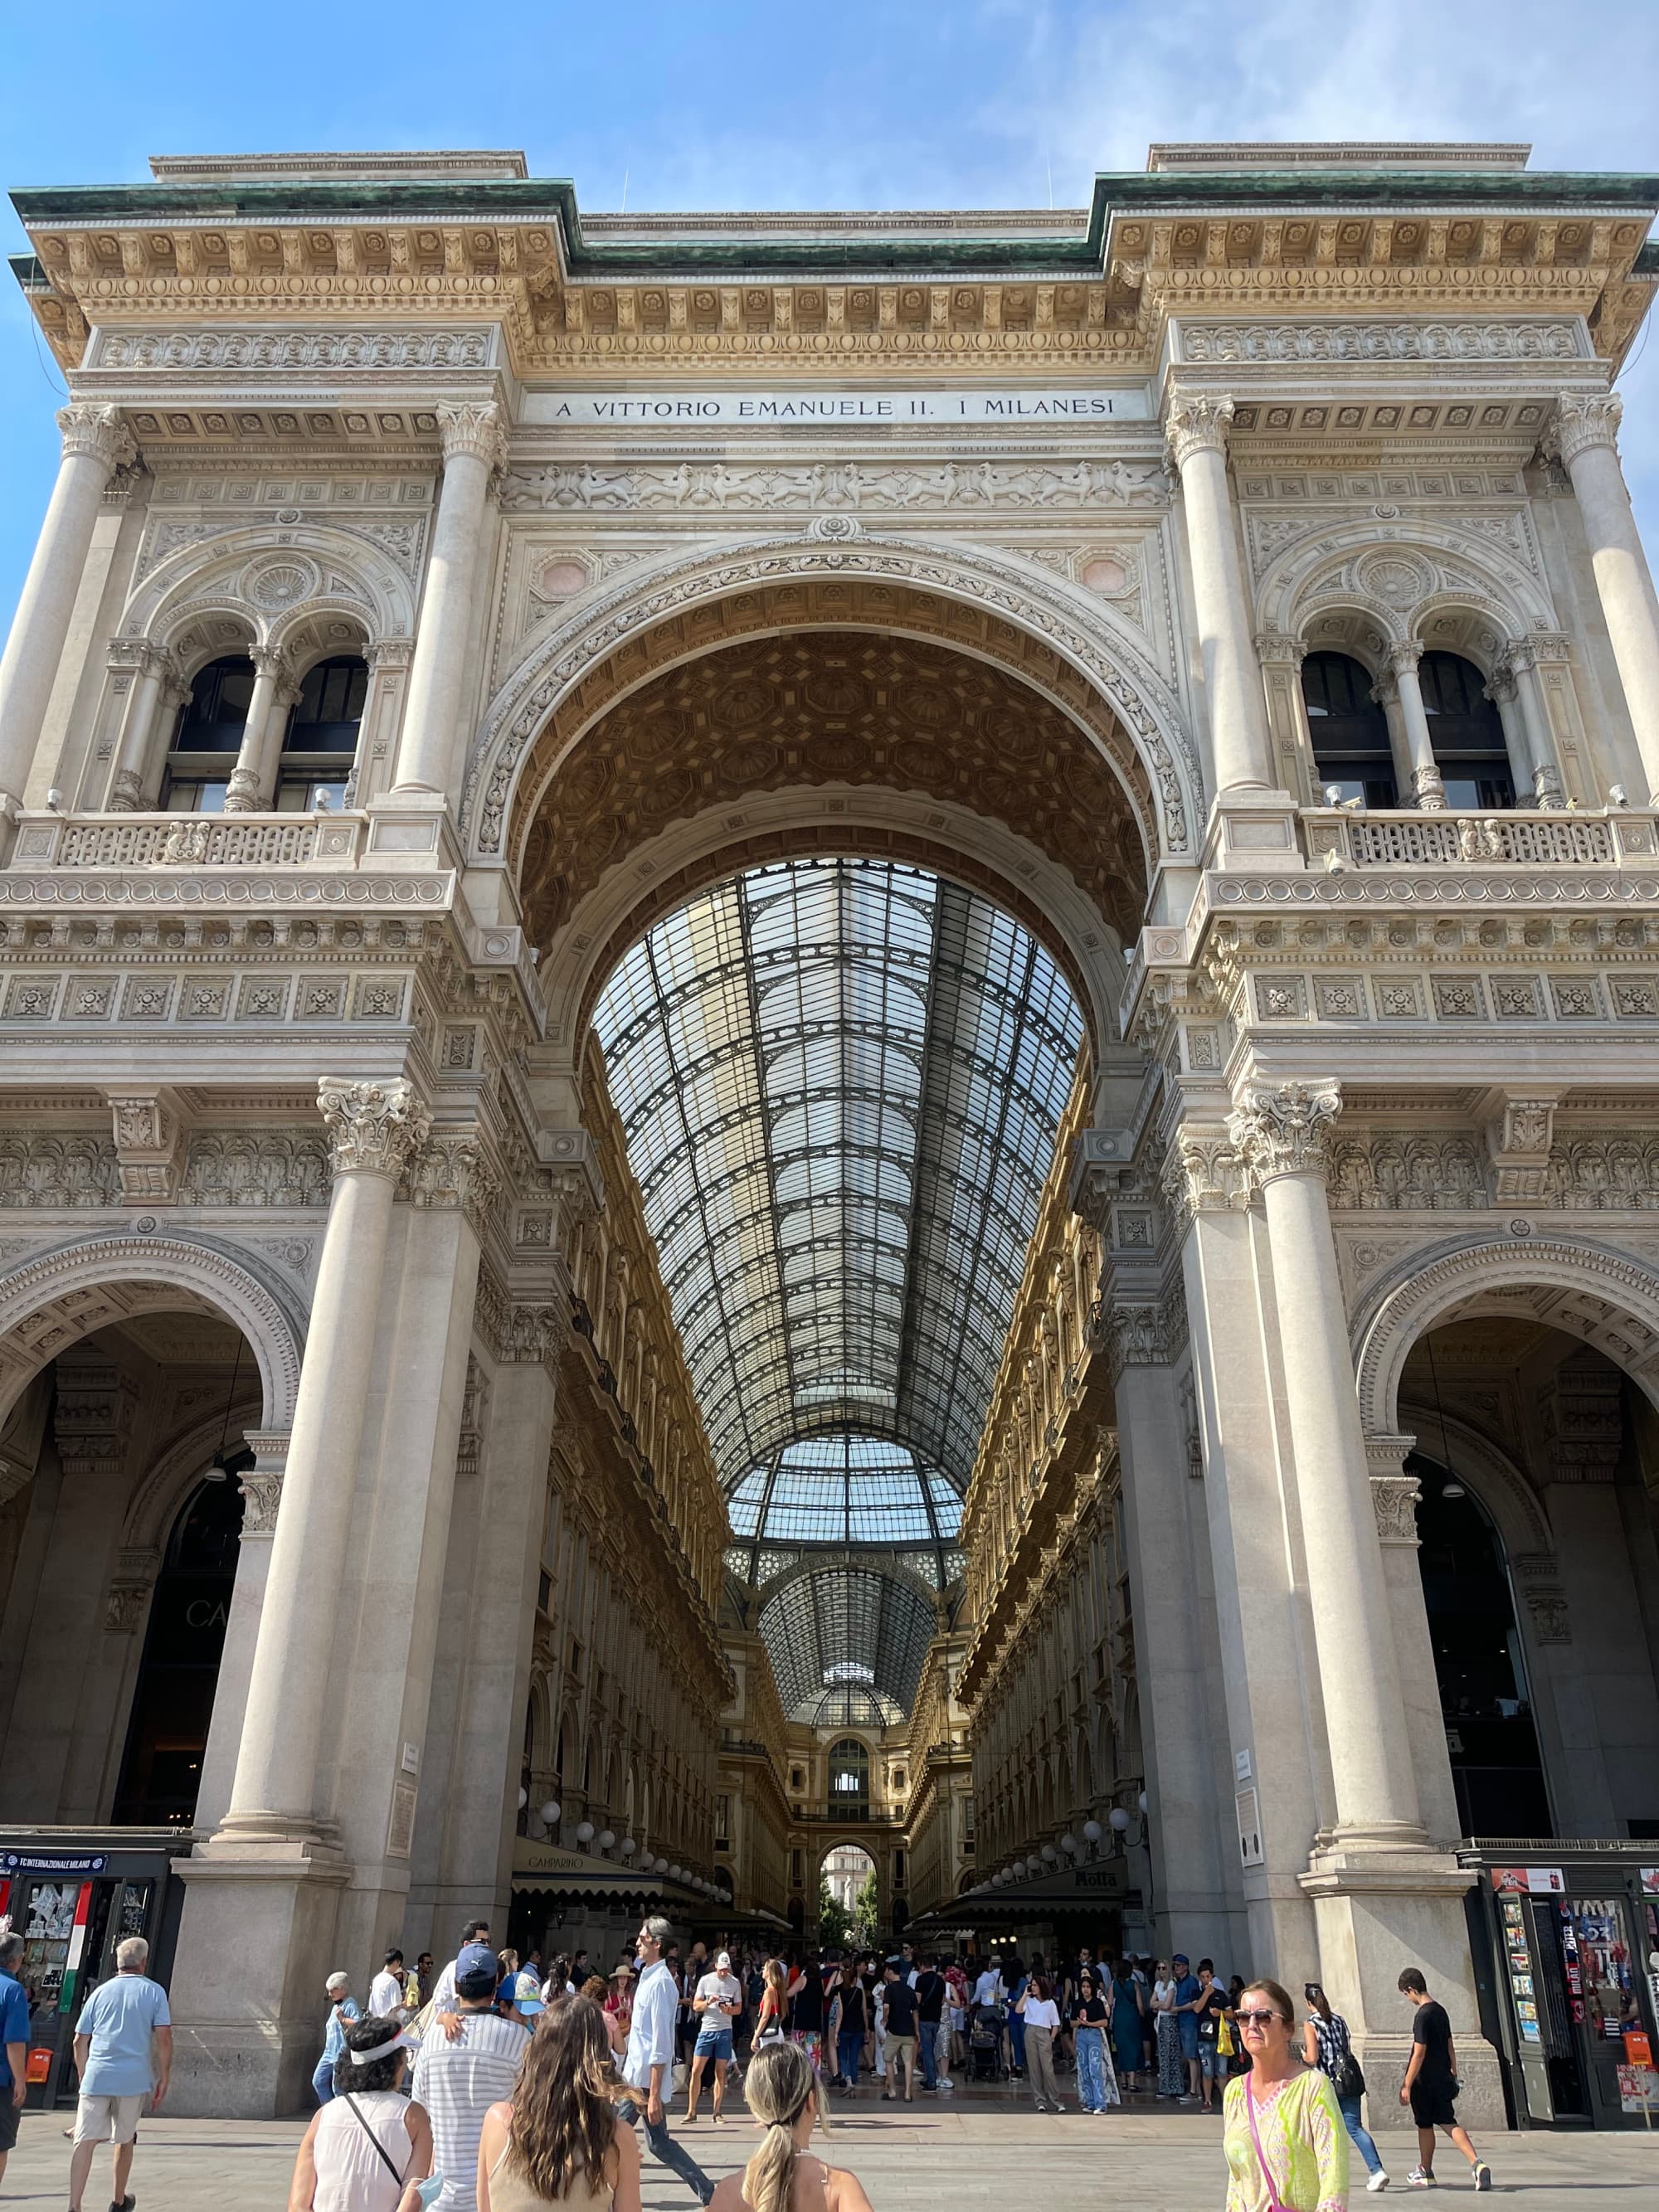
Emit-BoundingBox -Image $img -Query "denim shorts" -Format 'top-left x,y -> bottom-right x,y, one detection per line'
694,2025 -> 734,2062
1199,2044 -> 1225,2078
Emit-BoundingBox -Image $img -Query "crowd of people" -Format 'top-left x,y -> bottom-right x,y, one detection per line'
0,1909 -> 1494,2210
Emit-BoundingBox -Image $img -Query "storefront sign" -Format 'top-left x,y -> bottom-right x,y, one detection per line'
528,386 -> 1151,427
1491,1866 -> 1564,1894
1617,2063 -> 1659,2113
0,1852 -> 106,1875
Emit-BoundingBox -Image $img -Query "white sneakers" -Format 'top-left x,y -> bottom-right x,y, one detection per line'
1367,2173 -> 1390,2192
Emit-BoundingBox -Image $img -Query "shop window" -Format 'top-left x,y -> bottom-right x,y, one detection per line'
1421,650 -> 1515,810
1301,651 -> 1398,807
163,653 -> 255,813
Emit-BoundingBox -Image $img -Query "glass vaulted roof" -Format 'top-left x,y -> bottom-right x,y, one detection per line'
591,856 -> 1085,1719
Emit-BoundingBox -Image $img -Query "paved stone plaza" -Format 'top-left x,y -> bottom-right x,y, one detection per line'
5,2103 -> 1657,2208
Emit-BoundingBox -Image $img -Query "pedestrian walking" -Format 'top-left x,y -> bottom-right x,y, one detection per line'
1222,1978 -> 1347,2212
1397,1968 -> 1491,2191
0,1932 -> 27,2191
1014,1975 -> 1064,2112
287,2013 -> 433,2212
618,1916 -> 713,2203
1301,1981 -> 1388,2192
1071,1970 -> 1119,2112
685,1951 -> 742,2126
708,2040 -> 874,2212
411,1942 -> 531,2212
878,1961 -> 917,2103
912,1954 -> 945,2091
66,1935 -> 172,2212
752,1960 -> 787,2050
316,1973 -> 364,2104
831,1964 -> 867,2098
1110,1958 -> 1146,2093
475,1995 -> 642,2211
372,1949 -> 411,2024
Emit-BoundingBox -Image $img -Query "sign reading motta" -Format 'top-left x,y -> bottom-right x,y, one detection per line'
529,386 -> 1151,425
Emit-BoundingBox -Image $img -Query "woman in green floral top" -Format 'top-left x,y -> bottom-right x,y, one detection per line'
1223,1978 -> 1348,2212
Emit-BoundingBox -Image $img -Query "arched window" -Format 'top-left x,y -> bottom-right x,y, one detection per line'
827,1737 -> 870,1821
163,654 -> 255,814
275,654 -> 367,813
1301,651 -> 1397,807
113,1477 -> 246,1826
1420,651 -> 1515,810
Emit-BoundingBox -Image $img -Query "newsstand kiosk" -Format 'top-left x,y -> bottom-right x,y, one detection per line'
0,1832 -> 186,2110
1462,1847 -> 1659,2128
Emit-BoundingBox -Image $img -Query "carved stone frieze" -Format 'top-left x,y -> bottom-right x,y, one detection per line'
178,1131 -> 331,1208
106,1088 -> 184,1204
499,454 -> 1170,516
0,1134 -> 121,1208
237,1472 -> 285,1533
1484,1093 -> 1562,1203
96,327 -> 493,372
1370,1474 -> 1422,1547
1180,318 -> 1584,365
1160,1128 -> 1244,1230
317,1077 -> 431,1179
1327,1134 -> 1488,1213
1228,1082 -> 1343,1188
403,1130 -> 503,1229
1103,1300 -> 1169,1385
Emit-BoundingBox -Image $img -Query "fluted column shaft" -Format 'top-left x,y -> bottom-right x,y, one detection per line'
392,401 -> 503,795
1165,391 -> 1276,795
219,1078 -> 430,1835
1228,1082 -> 1425,1849
223,646 -> 297,814
1388,642 -> 1447,810
0,405 -> 134,806
1555,395 -> 1659,800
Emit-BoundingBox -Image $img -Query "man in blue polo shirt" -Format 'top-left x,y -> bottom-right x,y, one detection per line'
69,1934 -> 171,2212
1172,1953 -> 1203,2103
0,1932 -> 28,2189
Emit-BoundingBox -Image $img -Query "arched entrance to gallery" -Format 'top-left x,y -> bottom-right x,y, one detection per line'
820,1842 -> 878,1952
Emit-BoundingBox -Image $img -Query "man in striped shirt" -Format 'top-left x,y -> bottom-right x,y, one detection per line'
411,1942 -> 528,2212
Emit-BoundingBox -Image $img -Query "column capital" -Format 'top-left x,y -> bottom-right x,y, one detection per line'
1386,639 -> 1425,677
249,641 -> 292,683
1482,661 -> 1519,706
365,635 -> 416,674
1553,391 -> 1623,466
56,401 -> 136,473
1228,1080 -> 1342,1186
1253,630 -> 1307,668
437,398 -> 508,473
1160,1125 -> 1244,1230
318,1076 -> 431,1179
1163,389 -> 1235,471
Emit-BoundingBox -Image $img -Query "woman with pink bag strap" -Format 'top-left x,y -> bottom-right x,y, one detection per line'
1221,1979 -> 1348,2212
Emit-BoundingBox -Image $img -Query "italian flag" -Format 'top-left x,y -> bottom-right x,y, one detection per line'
56,1884 -> 94,2015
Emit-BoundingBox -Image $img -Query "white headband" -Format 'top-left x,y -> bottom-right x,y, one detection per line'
348,2033 -> 408,2066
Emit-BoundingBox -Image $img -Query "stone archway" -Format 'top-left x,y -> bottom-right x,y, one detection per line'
464,536 -> 1201,872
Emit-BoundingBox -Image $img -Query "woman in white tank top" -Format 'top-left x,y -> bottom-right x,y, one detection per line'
288,2016 -> 431,2212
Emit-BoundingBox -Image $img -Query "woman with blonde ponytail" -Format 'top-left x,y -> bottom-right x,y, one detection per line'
708,2042 -> 874,2212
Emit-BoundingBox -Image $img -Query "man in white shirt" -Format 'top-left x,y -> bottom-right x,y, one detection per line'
620,1915 -> 713,2203
974,1957 -> 1005,2009
685,1949 -> 742,2125
430,1918 -> 492,2016
368,1947 -> 407,2022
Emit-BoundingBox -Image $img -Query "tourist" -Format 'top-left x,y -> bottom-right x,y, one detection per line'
316,1972 -> 363,2104
912,1952 -> 944,2091
1151,1957 -> 1183,2098
1222,1978 -> 1346,2212
1110,1958 -> 1146,2093
752,1959 -> 788,2050
708,2040 -> 873,2212
0,1933 -> 26,2191
879,1960 -> 917,2103
832,1963 -> 867,2097
618,1916 -> 713,2203
66,1935 -> 172,2212
503,1959 -> 547,2032
1004,1954 -> 1028,2080
417,1957 -> 436,2007
1301,1981 -> 1388,2191
372,1948 -> 411,2024
786,1953 -> 825,2078
1173,1954 -> 1203,2102
287,2014 -> 433,2212
1014,1973 -> 1064,2112
1194,1964 -> 1230,2114
475,1995 -> 641,2212
1071,1969 -> 1118,2112
1397,1968 -> 1491,2191
686,1949 -> 743,2125
411,1942 -> 531,2212
432,1923 -> 494,2015
943,1959 -> 968,2077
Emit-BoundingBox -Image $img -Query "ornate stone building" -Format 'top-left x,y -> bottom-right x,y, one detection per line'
2,139 -> 1659,2125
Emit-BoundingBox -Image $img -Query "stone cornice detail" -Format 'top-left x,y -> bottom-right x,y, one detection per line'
57,401 -> 136,472
1228,1080 -> 1343,1187
1164,389 -> 1234,470
317,1076 -> 431,1179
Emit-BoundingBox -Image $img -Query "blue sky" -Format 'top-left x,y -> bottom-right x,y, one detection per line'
2,0 -> 1658,630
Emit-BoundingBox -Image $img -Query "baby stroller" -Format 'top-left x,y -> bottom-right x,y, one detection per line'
970,2005 -> 1005,2081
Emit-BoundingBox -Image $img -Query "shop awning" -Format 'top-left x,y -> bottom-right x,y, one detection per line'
907,1859 -> 1128,1930
510,1838 -> 726,1909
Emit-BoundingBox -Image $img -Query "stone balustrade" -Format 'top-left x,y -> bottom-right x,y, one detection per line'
1304,805 -> 1654,870
7,809 -> 360,870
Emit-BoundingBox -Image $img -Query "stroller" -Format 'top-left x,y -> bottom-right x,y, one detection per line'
970,2004 -> 1005,2081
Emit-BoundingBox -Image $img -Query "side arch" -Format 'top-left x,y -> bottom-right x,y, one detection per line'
0,1233 -> 306,1433
1259,517 -> 1556,647
121,522 -> 418,658
461,532 -> 1202,868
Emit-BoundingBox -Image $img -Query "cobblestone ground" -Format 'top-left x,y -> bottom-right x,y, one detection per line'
7,2091 -> 1658,2210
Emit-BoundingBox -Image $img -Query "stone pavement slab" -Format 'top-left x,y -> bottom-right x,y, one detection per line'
5,2104 -> 1657,2208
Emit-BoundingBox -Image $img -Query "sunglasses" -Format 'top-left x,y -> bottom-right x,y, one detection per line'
1237,2009 -> 1283,2028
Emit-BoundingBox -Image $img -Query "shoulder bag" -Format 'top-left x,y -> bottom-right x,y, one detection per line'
342,2091 -> 440,2202
1243,2080 -> 1289,2212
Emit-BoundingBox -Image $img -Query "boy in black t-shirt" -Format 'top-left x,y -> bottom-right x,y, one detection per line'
1398,1967 -> 1491,2190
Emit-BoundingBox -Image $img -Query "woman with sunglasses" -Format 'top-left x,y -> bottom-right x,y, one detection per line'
1222,1979 -> 1347,2212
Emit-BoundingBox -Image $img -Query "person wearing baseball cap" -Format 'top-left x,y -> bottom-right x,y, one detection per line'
1173,1955 -> 1204,2103
686,1950 -> 743,2126
411,1943 -> 528,2210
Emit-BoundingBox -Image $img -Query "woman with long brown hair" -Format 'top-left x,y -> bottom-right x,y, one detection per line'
753,1959 -> 788,2049
476,1995 -> 641,2211
708,2041 -> 873,2212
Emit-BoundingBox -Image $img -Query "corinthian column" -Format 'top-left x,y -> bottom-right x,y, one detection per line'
107,644 -> 182,810
223,646 -> 300,814
1165,391 -> 1276,795
1227,1081 -> 1425,1849
1553,394 -> 1659,800
0,404 -> 136,806
390,401 -> 504,796
1380,642 -> 1445,810
216,1077 -> 430,1841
